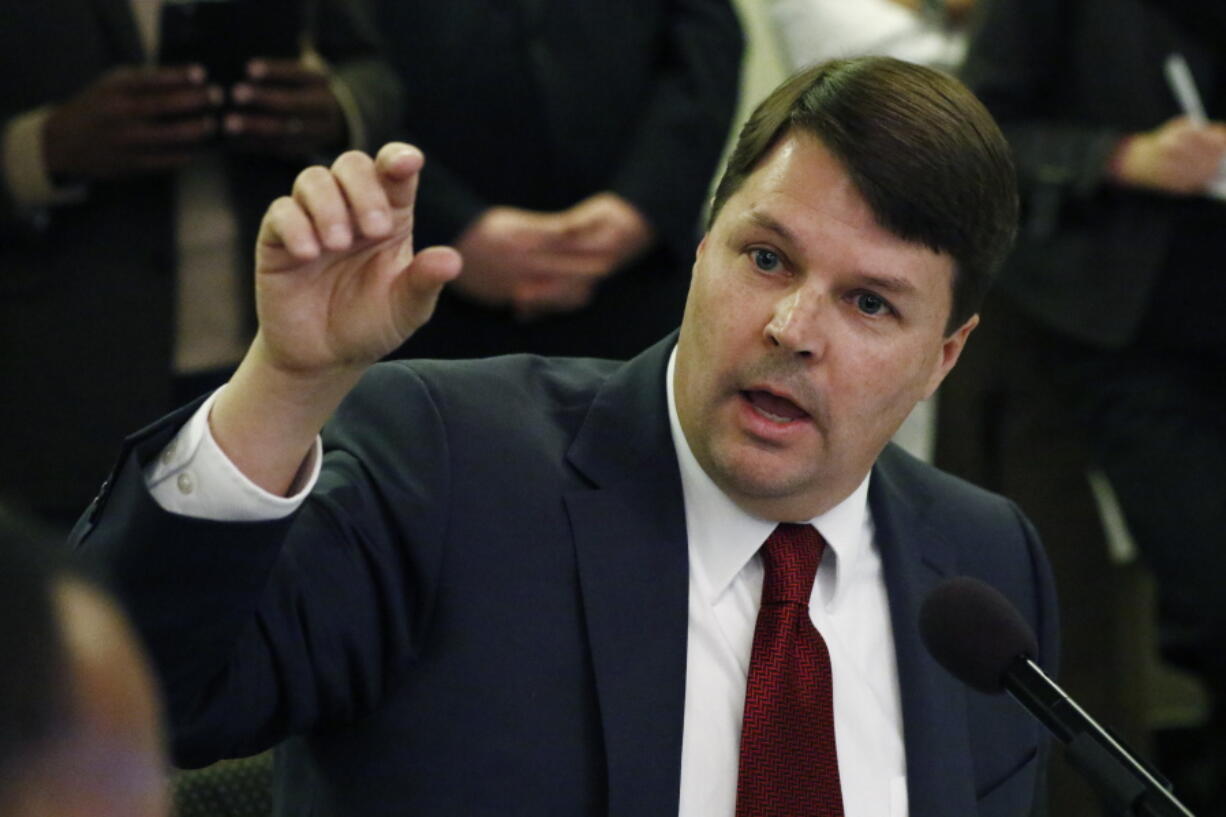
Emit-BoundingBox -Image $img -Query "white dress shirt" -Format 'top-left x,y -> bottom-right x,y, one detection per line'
147,348 -> 908,816
665,351 -> 908,817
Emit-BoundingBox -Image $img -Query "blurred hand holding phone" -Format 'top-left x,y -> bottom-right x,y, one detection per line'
159,0 -> 344,157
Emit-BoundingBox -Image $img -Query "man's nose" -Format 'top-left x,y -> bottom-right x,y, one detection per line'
764,287 -> 826,358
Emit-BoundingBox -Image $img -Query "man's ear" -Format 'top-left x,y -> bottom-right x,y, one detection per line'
689,234 -> 708,277
923,313 -> 978,399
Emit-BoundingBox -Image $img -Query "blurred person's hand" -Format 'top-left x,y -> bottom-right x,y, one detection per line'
450,206 -> 601,315
511,193 -> 654,320
1111,115 -> 1226,194
452,194 -> 654,321
223,59 -> 347,159
555,192 -> 653,270
42,65 -> 220,182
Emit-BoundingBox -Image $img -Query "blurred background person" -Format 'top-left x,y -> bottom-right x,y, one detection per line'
373,0 -> 743,361
941,0 -> 1226,812
770,0 -> 973,75
0,505 -> 167,817
0,0 -> 401,529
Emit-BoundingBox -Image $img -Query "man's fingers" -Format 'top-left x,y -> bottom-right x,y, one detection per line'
556,204 -> 601,236
554,228 -> 620,256
403,246 -> 463,291
261,196 -> 321,260
374,143 -> 424,211
123,115 -> 218,148
123,83 -> 221,119
292,165 -> 354,251
222,111 -> 332,141
245,58 -> 326,85
332,151 -> 393,239
523,249 -> 614,278
231,81 -> 335,115
392,246 -> 463,331
105,64 -> 208,98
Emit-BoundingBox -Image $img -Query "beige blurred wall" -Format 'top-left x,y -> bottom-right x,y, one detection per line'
730,0 -> 789,131
707,0 -> 788,216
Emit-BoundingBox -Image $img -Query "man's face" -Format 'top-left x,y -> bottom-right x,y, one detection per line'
674,132 -> 976,521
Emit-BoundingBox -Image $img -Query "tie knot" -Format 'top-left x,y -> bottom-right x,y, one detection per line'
761,523 -> 825,605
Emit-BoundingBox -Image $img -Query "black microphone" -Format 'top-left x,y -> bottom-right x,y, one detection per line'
919,576 -> 1197,817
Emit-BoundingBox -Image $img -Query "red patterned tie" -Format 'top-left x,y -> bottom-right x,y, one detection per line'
736,523 -> 844,817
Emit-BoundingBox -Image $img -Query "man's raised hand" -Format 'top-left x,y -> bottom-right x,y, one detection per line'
210,144 -> 459,495
254,143 -> 461,376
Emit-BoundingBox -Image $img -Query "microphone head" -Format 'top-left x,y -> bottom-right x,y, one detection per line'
919,576 -> 1039,694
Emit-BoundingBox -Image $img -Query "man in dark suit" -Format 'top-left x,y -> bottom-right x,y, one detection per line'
0,0 -> 401,526
74,58 -> 1055,816
375,0 -> 743,361
953,2 -> 1226,807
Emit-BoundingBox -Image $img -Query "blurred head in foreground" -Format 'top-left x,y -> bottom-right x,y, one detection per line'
0,508 -> 167,817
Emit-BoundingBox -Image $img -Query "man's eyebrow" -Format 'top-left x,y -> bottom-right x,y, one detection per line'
746,210 -> 799,246
856,272 -> 918,296
746,209 -> 919,296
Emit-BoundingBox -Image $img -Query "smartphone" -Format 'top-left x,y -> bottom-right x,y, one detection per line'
159,0 -> 302,88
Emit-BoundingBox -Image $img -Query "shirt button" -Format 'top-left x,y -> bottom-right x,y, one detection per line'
161,442 -> 178,465
177,472 -> 195,495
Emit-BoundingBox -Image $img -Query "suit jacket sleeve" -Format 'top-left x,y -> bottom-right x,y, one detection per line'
959,0 -> 1122,222
608,0 -> 744,262
72,365 -> 449,767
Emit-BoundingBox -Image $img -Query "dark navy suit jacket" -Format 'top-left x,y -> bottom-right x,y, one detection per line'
74,335 -> 1058,816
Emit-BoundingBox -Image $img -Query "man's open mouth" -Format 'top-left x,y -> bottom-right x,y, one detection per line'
742,390 -> 810,423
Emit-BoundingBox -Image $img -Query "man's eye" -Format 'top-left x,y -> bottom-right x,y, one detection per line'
854,291 -> 892,316
750,248 -> 781,271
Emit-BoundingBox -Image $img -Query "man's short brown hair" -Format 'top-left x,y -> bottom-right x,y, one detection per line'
709,57 -> 1018,333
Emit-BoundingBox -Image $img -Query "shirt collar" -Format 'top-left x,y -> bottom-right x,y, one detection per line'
665,346 -> 873,611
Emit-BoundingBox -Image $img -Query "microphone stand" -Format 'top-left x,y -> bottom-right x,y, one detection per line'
1004,656 -> 1197,817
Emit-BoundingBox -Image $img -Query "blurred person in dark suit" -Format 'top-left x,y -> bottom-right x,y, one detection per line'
374,0 -> 744,361
0,0 -> 401,527
954,0 -> 1226,809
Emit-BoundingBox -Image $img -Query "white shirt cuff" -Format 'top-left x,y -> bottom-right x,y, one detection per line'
144,386 -> 322,521
3,107 -> 88,210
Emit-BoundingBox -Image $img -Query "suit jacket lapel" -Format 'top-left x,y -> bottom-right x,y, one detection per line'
94,0 -> 146,63
564,335 -> 690,817
871,449 -> 979,815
